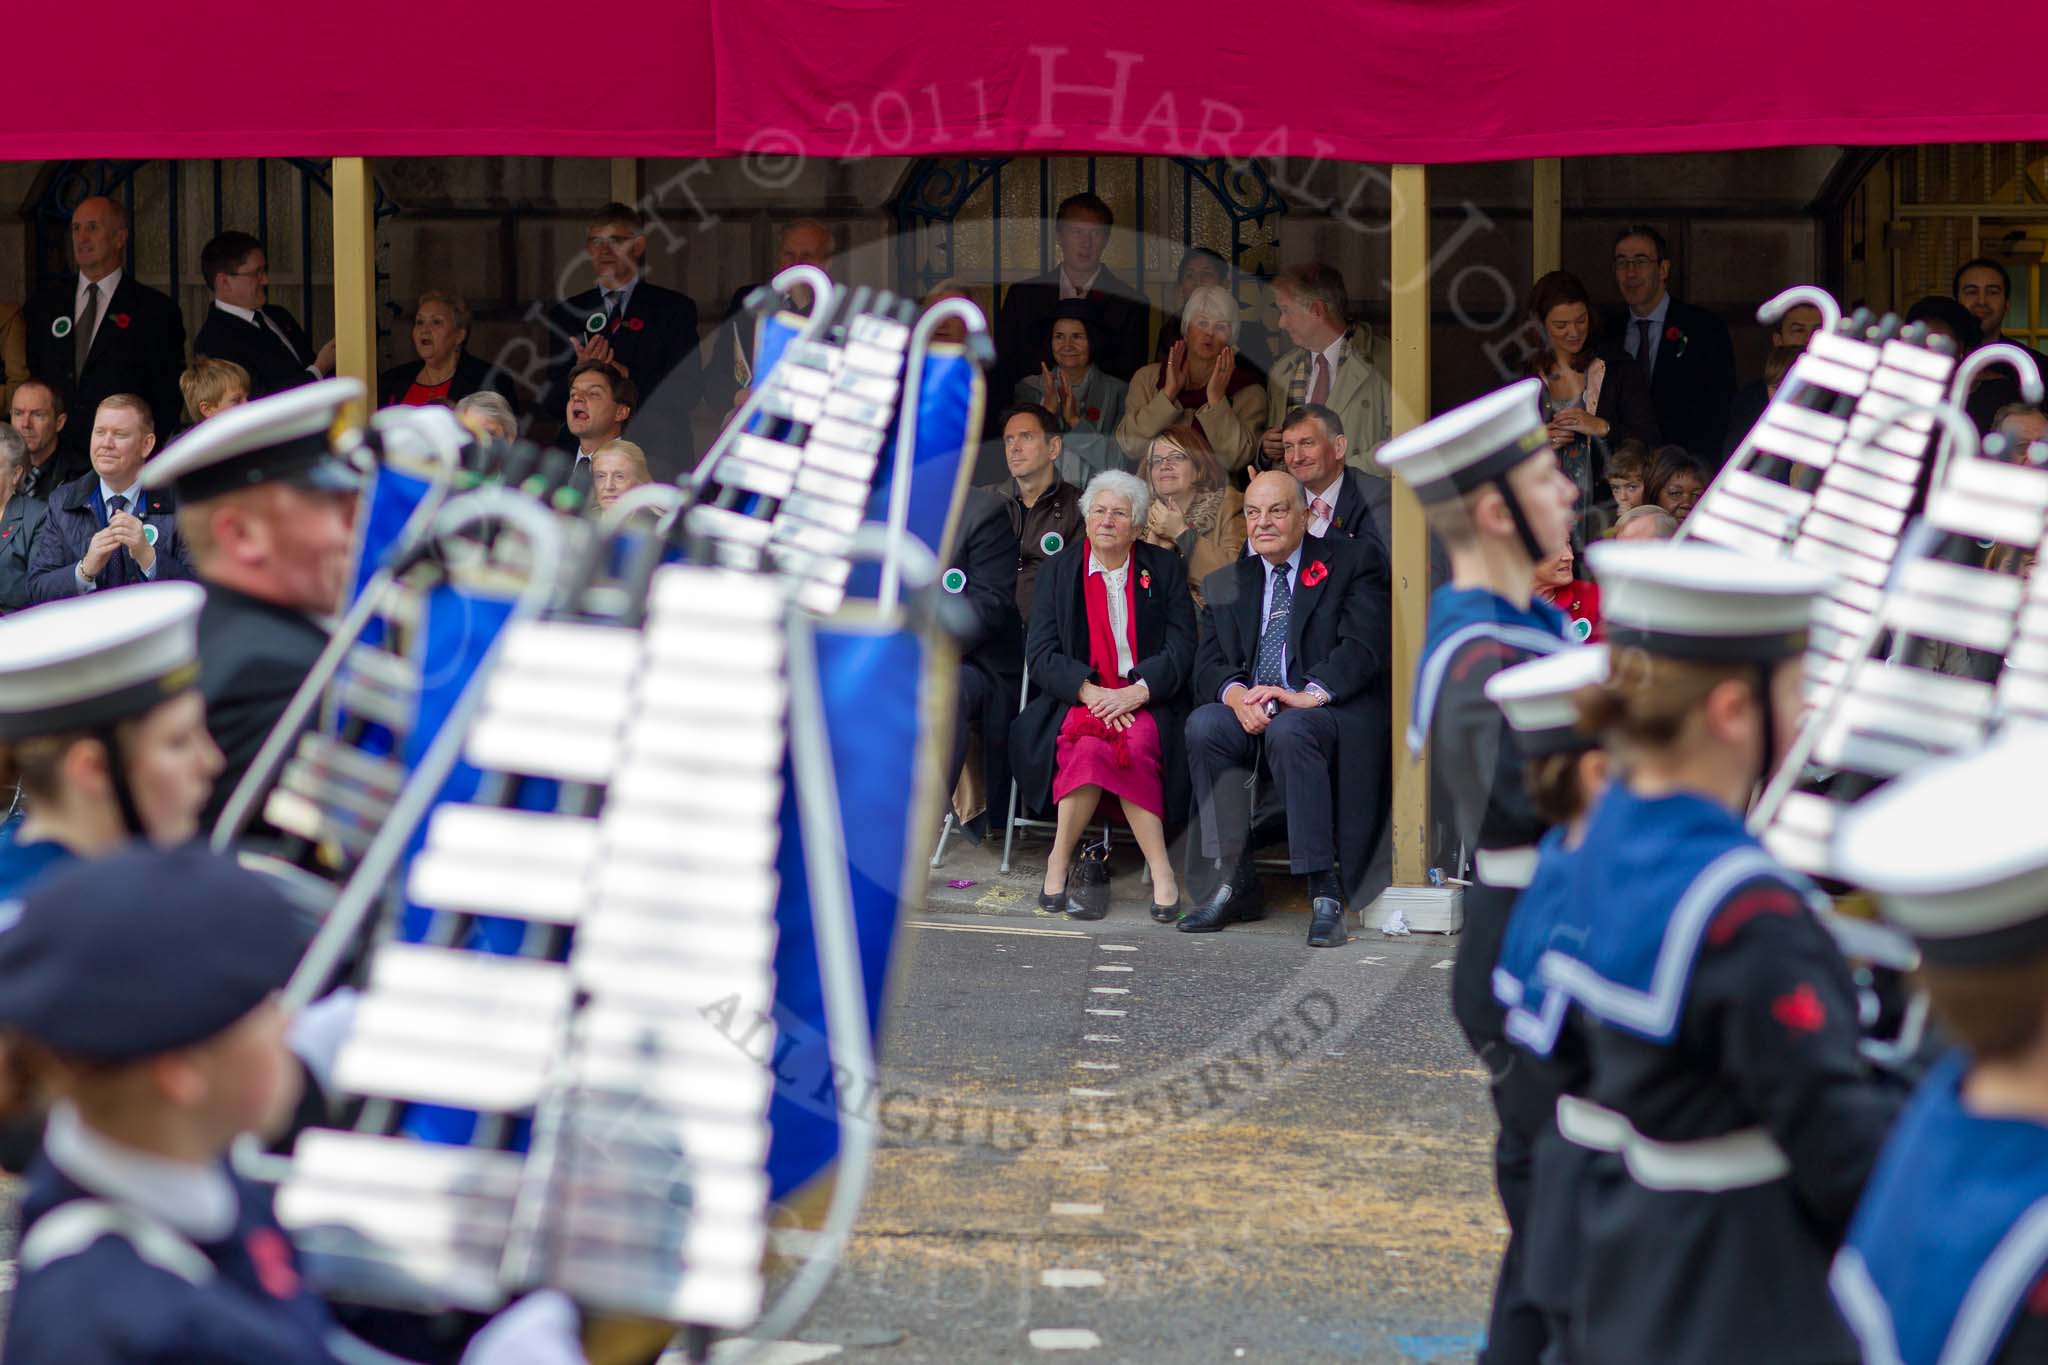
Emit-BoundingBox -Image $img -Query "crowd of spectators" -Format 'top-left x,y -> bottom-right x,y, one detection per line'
8,187 -> 2038,938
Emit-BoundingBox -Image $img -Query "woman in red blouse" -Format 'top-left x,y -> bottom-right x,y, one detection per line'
1534,540 -> 1601,643
377,292 -> 519,411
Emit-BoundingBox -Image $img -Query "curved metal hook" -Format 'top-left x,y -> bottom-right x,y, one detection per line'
1951,341 -> 2046,408
879,299 -> 991,613
1757,285 -> 1840,333
767,264 -> 839,343
1854,398 -> 1981,495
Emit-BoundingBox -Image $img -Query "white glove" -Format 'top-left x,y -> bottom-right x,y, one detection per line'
286,987 -> 360,1093
460,1290 -> 587,1365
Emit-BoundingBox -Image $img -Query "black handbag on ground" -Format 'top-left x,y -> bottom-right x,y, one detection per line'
1066,834 -> 1112,920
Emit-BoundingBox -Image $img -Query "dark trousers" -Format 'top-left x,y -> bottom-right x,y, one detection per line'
1482,1090 -> 1549,1365
1184,701 -> 1338,873
947,662 -> 993,801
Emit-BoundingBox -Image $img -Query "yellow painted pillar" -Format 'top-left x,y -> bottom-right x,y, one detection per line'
1532,158 -> 1562,278
331,158 -> 378,423
1389,164 -> 1432,887
611,157 -> 641,206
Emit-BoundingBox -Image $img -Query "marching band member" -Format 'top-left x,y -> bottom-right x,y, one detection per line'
1484,645 -> 1613,1355
0,581 -> 219,893
1375,377 -> 1578,1365
1832,729 -> 2048,1363
138,377 -> 363,835
1534,541 -> 1903,1365
0,846 -> 586,1364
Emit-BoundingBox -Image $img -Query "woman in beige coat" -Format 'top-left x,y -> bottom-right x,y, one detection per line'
1116,284 -> 1266,470
1136,422 -> 1245,609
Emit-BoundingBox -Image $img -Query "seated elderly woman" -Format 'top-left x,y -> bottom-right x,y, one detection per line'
1136,423 -> 1244,608
1116,284 -> 1267,470
590,438 -> 653,511
1011,469 -> 1196,922
1015,300 -> 1128,487
455,390 -> 518,443
377,291 -> 519,410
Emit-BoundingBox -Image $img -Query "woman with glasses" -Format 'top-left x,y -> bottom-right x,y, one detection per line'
1135,423 -> 1243,609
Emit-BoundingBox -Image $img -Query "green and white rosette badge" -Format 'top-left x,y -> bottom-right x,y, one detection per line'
941,568 -> 967,595
50,316 -> 71,340
1039,531 -> 1064,557
585,311 -> 607,336
142,524 -> 159,547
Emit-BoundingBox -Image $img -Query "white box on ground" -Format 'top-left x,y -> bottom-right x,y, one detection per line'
1368,885 -> 1463,934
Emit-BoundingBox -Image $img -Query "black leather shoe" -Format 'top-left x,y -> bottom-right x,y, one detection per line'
1149,897 -> 1184,924
1036,888 -> 1066,916
1179,862 -> 1264,932
1307,895 -> 1347,947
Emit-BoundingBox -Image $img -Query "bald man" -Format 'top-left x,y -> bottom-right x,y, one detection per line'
25,197 -> 187,454
704,218 -> 839,419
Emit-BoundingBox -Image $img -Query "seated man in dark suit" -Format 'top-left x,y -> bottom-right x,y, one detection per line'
942,486 -> 1023,842
1181,470 -> 1391,947
1604,225 -> 1735,460
23,197 -> 186,452
543,202 -> 701,475
26,394 -> 195,604
994,193 -> 1152,403
190,231 -> 335,399
1277,403 -> 1393,559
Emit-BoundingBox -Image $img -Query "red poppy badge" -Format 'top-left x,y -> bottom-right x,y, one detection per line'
1085,406 -> 1101,421
1301,560 -> 1328,588
626,317 -> 645,331
113,313 -> 131,329
1663,324 -> 1681,342
1138,568 -> 1152,591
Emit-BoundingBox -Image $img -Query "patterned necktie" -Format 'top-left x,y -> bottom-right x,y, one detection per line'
1636,318 -> 1655,378
105,494 -> 127,519
1310,496 -> 1333,533
1254,563 -> 1292,687
1308,353 -> 1331,405
76,282 -> 99,373
604,289 -> 623,329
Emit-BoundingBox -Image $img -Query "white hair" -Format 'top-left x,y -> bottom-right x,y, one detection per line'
1180,283 -> 1240,344
456,391 -> 517,436
1082,468 -> 1150,528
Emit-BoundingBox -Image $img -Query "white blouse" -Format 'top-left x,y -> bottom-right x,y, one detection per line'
1088,551 -> 1136,679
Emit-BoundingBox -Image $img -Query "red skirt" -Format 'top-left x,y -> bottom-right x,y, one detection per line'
1052,705 -> 1164,818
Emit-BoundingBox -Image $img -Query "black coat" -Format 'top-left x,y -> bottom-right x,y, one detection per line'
0,495 -> 47,612
1195,535 -> 1392,902
1721,377 -> 1769,466
544,280 -> 702,475
994,266 -> 1153,401
377,352 -> 521,411
196,581 -> 331,834
192,303 -> 317,400
948,488 -> 1024,804
24,472 -> 194,605
24,274 -> 187,452
1324,466 -> 1393,563
1010,539 -> 1196,830
1587,340 -> 1661,453
1603,298 -> 1734,459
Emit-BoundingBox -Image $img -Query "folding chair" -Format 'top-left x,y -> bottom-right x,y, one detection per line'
997,662 -> 1112,875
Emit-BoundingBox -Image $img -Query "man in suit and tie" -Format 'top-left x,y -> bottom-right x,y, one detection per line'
190,231 -> 334,399
1276,403 -> 1392,563
994,193 -> 1152,402
704,217 -> 837,421
1605,225 -> 1735,459
543,202 -> 700,476
942,485 -> 1023,843
9,379 -> 87,500
1261,264 -> 1391,474
23,197 -> 186,453
25,394 -> 194,603
1180,469 -> 1392,946
563,362 -> 635,468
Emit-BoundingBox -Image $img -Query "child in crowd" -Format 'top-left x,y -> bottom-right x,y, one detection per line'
1604,439 -> 1650,519
181,357 -> 251,424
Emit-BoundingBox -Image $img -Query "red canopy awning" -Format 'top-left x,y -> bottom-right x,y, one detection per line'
4,2 -> 2035,163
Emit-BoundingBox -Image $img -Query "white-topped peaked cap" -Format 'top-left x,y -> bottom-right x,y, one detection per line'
0,582 -> 205,737
141,377 -> 365,501
1835,723 -> 2048,965
1485,645 -> 1610,754
1587,541 -> 1832,662
1374,377 -> 1550,503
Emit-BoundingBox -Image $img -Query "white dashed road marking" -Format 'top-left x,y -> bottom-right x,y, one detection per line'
1098,943 -> 1138,952
1067,1087 -> 1116,1098
1088,986 -> 1129,995
1085,1007 -> 1125,1016
1075,1061 -> 1120,1070
1083,1034 -> 1121,1042
1092,964 -> 1134,973
1041,1269 -> 1107,1288
1029,1328 -> 1102,1351
1050,1202 -> 1104,1216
